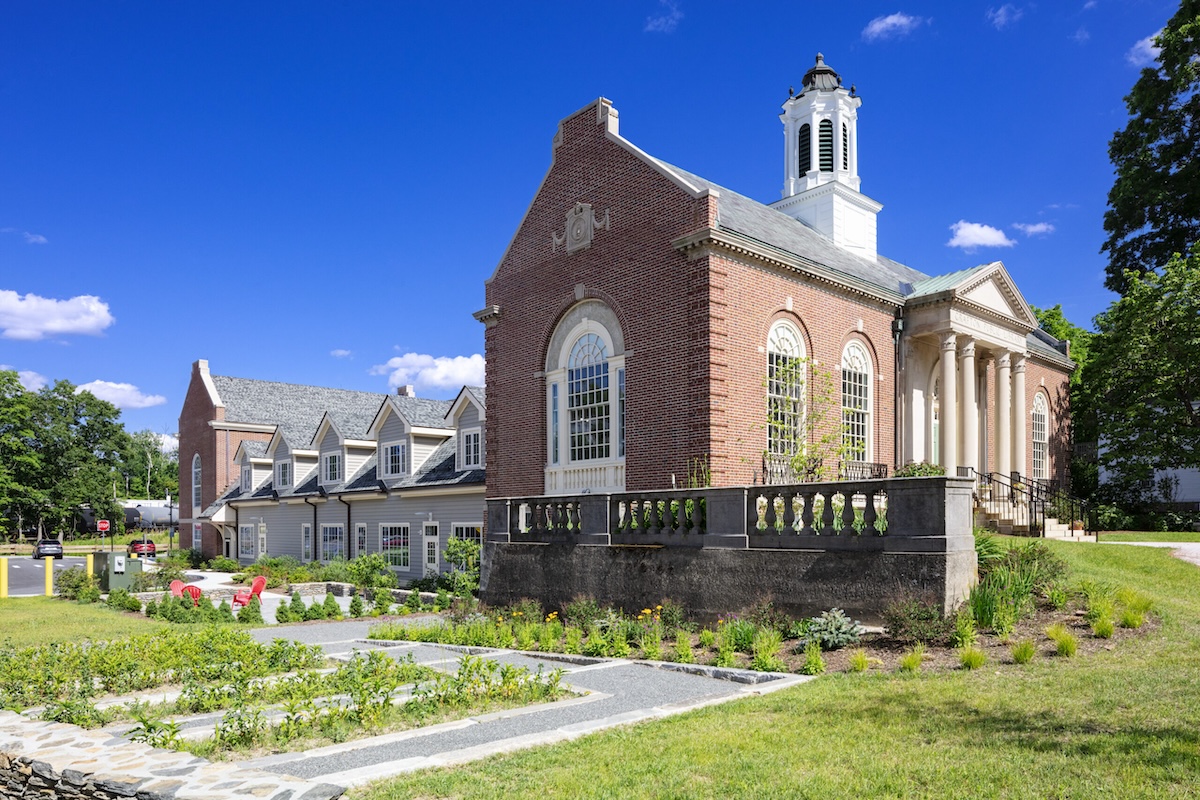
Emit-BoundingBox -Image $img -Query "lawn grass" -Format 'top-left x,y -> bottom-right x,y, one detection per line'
0,597 -> 167,646
353,542 -> 1200,799
1101,531 -> 1200,543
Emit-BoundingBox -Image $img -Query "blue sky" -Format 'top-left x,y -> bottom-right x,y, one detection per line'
0,1 -> 1173,445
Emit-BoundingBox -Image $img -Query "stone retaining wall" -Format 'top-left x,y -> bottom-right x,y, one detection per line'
0,712 -> 342,799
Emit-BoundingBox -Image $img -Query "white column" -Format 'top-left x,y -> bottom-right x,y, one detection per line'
1012,355 -> 1027,480
939,333 -> 958,474
959,338 -> 977,477
996,351 -> 1012,480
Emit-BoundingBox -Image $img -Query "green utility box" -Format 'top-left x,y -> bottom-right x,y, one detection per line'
93,550 -> 143,593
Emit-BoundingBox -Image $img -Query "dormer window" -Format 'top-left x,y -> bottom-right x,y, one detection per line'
241,466 -> 252,492
461,428 -> 482,469
276,461 -> 291,488
322,453 -> 342,484
382,442 -> 407,477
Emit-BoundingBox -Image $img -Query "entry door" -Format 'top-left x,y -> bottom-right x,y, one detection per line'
423,522 -> 439,575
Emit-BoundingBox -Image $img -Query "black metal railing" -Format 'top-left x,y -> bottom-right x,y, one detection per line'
959,466 -> 1096,537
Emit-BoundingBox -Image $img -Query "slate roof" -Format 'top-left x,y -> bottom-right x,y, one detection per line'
390,395 -> 455,429
465,386 -> 485,412
650,157 -> 929,297
239,441 -> 269,459
343,436 -> 485,494
210,375 -> 388,445
907,265 -> 991,299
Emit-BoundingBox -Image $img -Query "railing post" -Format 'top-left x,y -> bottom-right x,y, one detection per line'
703,487 -> 749,548
487,499 -> 511,543
577,495 -> 611,545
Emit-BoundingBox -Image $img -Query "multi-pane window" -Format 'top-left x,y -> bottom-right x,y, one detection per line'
276,461 -> 291,488
1032,393 -> 1049,481
241,466 -> 253,492
238,524 -> 255,558
454,523 -> 483,547
462,429 -> 482,468
382,443 -> 406,477
302,523 -> 312,562
841,342 -> 872,461
382,524 -> 409,568
323,453 -> 342,484
767,321 -> 805,458
191,454 -> 202,509
423,522 -> 439,575
355,523 -> 366,558
320,524 -> 344,562
568,333 -> 610,461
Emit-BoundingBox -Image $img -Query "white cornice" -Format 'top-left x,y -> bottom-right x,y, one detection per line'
209,421 -> 277,433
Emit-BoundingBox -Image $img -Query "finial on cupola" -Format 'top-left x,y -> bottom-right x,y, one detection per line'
788,85 -> 794,97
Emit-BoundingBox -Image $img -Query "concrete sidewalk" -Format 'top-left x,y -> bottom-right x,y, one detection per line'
239,620 -> 811,789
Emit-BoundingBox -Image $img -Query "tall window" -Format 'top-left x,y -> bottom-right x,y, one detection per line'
767,320 -> 805,459
241,466 -> 252,492
819,119 -> 834,171
550,384 -> 560,464
1032,393 -> 1049,481
355,523 -> 366,558
276,461 -> 291,488
798,123 -> 811,177
841,342 -> 872,461
382,443 -> 406,477
568,333 -> 610,461
461,429 -> 482,468
382,524 -> 409,568
322,453 -> 342,484
191,454 -> 202,509
423,522 -> 440,575
302,523 -> 312,562
320,524 -> 344,561
238,524 -> 255,558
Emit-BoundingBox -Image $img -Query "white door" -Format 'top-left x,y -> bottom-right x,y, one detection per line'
423,523 -> 439,575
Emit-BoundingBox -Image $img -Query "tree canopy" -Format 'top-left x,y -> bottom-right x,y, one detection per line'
1087,245 -> 1200,492
1102,0 -> 1200,294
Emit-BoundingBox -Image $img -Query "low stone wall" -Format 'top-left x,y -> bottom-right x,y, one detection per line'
0,712 -> 342,799
481,543 -> 976,623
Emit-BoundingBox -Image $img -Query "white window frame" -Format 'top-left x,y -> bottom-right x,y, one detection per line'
1032,393 -> 1049,481
321,453 -> 342,485
191,454 -> 202,510
241,466 -> 253,493
355,523 -> 367,558
381,441 -> 408,477
423,522 -> 439,575
453,522 -> 483,547
381,523 -> 410,568
320,524 -> 345,562
301,523 -> 312,562
460,428 -> 482,469
276,461 -> 291,488
767,320 -> 806,460
841,341 -> 873,463
238,524 -> 255,559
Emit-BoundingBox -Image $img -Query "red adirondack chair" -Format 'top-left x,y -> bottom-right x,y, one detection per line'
181,584 -> 203,607
169,579 -> 185,598
232,575 -> 267,609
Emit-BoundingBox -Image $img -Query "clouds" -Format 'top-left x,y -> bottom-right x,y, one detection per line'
156,432 -> 179,454
330,349 -> 352,359
947,221 -> 1017,250
1013,222 -> 1055,237
862,12 -> 924,42
644,0 -> 682,33
76,380 -> 166,409
370,352 -> 485,392
1127,32 -> 1161,67
1,228 -> 47,245
0,290 -> 115,340
0,365 -> 49,391
986,4 -> 1023,30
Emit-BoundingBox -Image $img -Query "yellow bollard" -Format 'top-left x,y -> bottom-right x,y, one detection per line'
1,556 -> 7,599
86,553 -> 94,578
45,556 -> 54,596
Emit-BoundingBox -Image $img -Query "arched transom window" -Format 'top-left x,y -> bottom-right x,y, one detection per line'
841,341 -> 872,462
1032,393 -> 1049,481
767,320 -> 806,459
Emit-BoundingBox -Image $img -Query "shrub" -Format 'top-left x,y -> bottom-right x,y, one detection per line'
949,607 -> 977,649
563,596 -> 603,629
798,640 -> 825,675
304,598 -> 328,621
349,595 -> 365,618
1011,639 -> 1036,664
697,628 -> 716,649
743,597 -> 790,633
290,591 -> 306,618
237,595 -> 264,625
443,537 -> 481,596
847,648 -> 870,673
959,647 -> 986,670
750,629 -> 786,672
106,588 -> 142,613
721,618 -> 757,654
882,597 -> 952,645
322,592 -> 342,620
673,632 -> 694,664
563,626 -> 583,655
206,556 -> 239,572
1045,584 -> 1070,610
1120,609 -> 1145,629
55,566 -> 95,600
893,462 -> 945,477
275,603 -> 293,624
898,644 -> 926,673
1092,615 -> 1115,638
347,553 -> 398,592
973,528 -> 1005,571
657,598 -> 687,630
405,587 -> 423,612
77,585 -> 101,604
803,608 -> 863,650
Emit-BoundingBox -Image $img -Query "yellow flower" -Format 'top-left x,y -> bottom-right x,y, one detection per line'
642,608 -> 652,615
656,605 -> 663,610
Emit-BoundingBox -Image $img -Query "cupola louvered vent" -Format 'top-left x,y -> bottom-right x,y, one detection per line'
842,123 -> 849,170
798,123 -> 811,177
818,119 -> 833,172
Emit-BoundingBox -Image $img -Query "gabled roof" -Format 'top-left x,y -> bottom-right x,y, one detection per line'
447,385 -> 486,423
233,440 -> 269,463
907,261 -> 1039,329
344,435 -> 485,494
368,395 -> 455,438
208,374 -> 387,446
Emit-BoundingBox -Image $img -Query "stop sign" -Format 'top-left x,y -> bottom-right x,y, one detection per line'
98,519 -> 110,532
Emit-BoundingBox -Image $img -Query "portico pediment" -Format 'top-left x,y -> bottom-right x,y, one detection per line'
904,261 -> 1037,333
957,263 -> 1038,329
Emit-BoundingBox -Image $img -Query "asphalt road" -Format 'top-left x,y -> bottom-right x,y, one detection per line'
2,555 -> 85,596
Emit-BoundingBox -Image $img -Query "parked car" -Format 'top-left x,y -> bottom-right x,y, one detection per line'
127,538 -> 157,557
32,539 -> 64,560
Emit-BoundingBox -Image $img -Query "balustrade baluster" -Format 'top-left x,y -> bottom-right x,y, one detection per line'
782,490 -> 797,533
764,490 -> 779,532
820,491 -> 836,535
841,490 -> 857,533
863,492 -> 878,535
800,492 -> 816,535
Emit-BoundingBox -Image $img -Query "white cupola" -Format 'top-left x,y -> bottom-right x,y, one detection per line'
771,54 -> 883,262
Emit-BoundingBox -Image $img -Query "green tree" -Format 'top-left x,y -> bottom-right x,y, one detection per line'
0,371 -> 41,538
1088,245 -> 1200,495
122,429 -> 179,500
1032,305 -> 1099,498
1102,1 -> 1200,294
765,356 -> 857,482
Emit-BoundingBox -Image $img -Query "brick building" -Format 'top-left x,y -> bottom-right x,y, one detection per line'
478,55 -> 1073,499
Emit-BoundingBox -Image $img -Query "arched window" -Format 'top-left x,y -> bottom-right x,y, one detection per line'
798,123 -> 811,177
819,119 -> 834,172
191,453 -> 202,509
1032,393 -> 1049,481
767,320 -> 806,459
568,333 -> 610,462
545,301 -> 626,493
841,123 -> 849,170
841,342 -> 872,462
